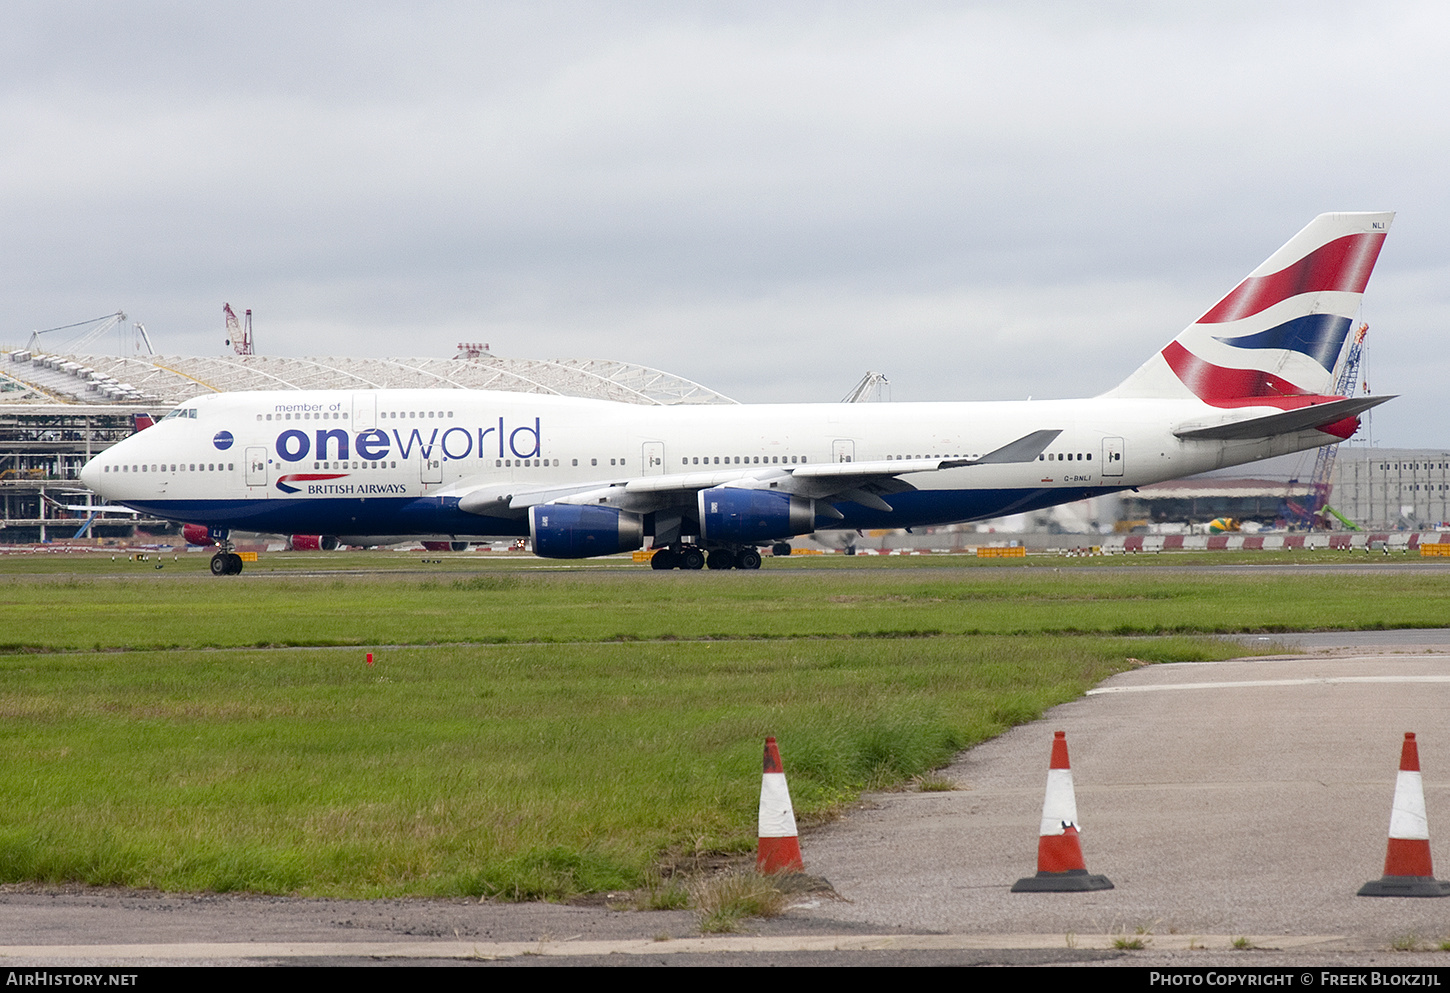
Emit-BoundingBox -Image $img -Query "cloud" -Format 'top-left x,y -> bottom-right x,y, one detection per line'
1,2 -> 1445,444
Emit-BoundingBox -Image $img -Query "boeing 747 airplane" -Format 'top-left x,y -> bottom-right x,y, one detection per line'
81,212 -> 1395,574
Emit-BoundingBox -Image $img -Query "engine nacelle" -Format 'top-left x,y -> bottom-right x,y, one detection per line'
698,487 -> 815,544
529,504 -> 643,559
289,534 -> 340,551
181,523 -> 214,547
421,540 -> 469,552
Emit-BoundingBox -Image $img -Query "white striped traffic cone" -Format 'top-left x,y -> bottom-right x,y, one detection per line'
757,737 -> 804,874
1012,731 -> 1113,892
1358,732 -> 1450,897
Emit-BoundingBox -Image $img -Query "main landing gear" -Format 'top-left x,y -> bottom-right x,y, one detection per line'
649,545 -> 761,570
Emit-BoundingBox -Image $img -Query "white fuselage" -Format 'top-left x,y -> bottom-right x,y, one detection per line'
80,388 -> 1334,543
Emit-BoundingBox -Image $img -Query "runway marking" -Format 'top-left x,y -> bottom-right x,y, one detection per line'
1089,675 -> 1450,695
0,933 -> 1346,960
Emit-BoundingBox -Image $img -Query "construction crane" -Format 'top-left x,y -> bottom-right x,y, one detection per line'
130,322 -> 155,355
223,303 -> 254,355
841,370 -> 890,403
1285,323 -> 1369,528
26,311 -> 127,352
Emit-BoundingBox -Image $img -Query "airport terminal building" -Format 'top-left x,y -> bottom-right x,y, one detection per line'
0,347 -> 735,542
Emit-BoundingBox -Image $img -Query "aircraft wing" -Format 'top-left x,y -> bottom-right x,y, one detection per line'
455,429 -> 1061,519
1172,396 -> 1392,441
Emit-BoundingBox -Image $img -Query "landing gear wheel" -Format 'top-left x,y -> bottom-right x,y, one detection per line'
771,542 -> 792,558
212,552 -> 243,575
650,549 -> 677,570
706,549 -> 735,570
679,548 -> 706,570
735,548 -> 762,570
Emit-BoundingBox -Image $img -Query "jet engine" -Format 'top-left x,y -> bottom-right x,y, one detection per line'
421,541 -> 470,552
698,487 -> 815,544
289,534 -> 341,551
181,523 -> 214,547
529,504 -> 643,559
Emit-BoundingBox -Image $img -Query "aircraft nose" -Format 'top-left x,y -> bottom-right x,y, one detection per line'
79,455 -> 103,493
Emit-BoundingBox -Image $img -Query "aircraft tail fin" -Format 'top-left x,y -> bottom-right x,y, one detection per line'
1106,212 -> 1393,406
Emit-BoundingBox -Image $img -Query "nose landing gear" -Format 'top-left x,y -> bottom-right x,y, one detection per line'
205,527 -> 244,575
210,551 -> 244,575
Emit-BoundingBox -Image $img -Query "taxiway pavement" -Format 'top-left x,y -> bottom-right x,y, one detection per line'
797,632 -> 1450,948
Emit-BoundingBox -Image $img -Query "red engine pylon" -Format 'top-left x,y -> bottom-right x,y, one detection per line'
757,737 -> 804,874
1358,733 -> 1450,897
1012,731 -> 1113,892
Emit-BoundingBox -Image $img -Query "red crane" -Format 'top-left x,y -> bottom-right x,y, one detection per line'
1285,323 -> 1368,528
223,303 -> 254,355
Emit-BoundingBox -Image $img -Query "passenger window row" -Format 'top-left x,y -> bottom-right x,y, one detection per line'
258,412 -> 347,421
106,463 -> 233,473
313,461 -> 396,470
887,454 -> 976,460
682,455 -> 807,466
493,458 -> 622,467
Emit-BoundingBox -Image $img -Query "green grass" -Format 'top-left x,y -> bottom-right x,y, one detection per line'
1,557 -> 1448,651
0,634 -> 1209,898
691,871 -> 789,933
0,552 -> 1439,899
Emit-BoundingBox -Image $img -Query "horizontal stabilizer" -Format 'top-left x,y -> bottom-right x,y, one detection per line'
1172,395 -> 1392,441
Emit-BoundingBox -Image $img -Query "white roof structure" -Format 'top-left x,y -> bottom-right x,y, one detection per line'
1,350 -> 737,408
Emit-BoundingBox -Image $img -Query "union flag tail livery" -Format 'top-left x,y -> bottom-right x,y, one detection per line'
80,212 -> 1400,574
1108,212 -> 1392,407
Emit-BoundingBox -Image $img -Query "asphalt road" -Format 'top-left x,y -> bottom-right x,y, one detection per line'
797,633 -> 1450,954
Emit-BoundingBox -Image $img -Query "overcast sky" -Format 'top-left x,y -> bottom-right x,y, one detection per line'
3,1 -> 1445,451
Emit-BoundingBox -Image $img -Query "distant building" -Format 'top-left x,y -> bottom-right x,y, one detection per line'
1333,449 -> 1450,530
1112,449 -> 1450,532
1117,478 -> 1314,529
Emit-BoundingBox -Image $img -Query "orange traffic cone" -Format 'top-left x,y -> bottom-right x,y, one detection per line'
1012,731 -> 1113,892
756,737 -> 804,874
1358,733 -> 1450,897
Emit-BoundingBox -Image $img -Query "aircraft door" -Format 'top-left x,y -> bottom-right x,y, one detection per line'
642,442 -> 664,476
832,439 -> 855,463
1102,437 -> 1125,477
421,456 -> 443,485
352,393 -> 376,430
245,447 -> 268,490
